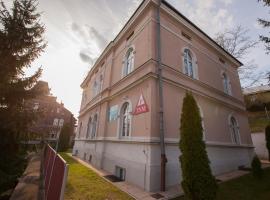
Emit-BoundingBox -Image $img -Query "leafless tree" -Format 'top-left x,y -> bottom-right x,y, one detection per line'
215,25 -> 265,88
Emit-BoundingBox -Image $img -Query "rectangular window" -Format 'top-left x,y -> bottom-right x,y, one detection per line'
115,166 -> 126,181
181,31 -> 191,40
53,118 -> 59,126
33,102 -> 39,110
108,105 -> 118,121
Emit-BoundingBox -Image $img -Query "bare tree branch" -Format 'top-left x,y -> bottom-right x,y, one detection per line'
215,25 -> 265,88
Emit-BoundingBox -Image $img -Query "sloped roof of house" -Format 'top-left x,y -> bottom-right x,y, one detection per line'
243,85 -> 270,95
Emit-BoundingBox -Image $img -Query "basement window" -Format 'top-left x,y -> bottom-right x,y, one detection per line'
115,166 -> 126,181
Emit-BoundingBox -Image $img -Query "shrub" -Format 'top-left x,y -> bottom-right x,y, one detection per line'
179,92 -> 217,200
251,155 -> 263,179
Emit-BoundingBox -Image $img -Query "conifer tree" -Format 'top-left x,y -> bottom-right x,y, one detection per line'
58,124 -> 72,152
179,92 -> 217,200
258,0 -> 270,54
0,0 -> 46,156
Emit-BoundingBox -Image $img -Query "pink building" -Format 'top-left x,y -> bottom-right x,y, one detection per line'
73,0 -> 254,192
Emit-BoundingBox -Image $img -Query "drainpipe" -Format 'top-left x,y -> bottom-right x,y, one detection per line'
156,0 -> 167,192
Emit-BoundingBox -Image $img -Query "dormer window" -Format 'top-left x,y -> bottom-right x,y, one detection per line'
123,47 -> 134,77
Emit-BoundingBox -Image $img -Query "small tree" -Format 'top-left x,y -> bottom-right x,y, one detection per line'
251,155 -> 263,179
58,124 -> 72,152
179,92 -> 217,200
265,124 -> 270,161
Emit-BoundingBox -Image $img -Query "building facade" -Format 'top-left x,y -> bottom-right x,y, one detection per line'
28,81 -> 76,143
73,0 -> 253,192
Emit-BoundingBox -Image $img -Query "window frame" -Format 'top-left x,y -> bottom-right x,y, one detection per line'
221,72 -> 232,95
182,48 -> 198,79
86,117 -> 92,138
122,47 -> 135,77
228,115 -> 241,145
91,114 -> 98,139
118,101 -> 132,138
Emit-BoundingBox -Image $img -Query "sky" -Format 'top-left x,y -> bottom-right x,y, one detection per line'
5,0 -> 269,118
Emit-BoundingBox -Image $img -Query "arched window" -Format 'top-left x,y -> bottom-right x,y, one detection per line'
229,116 -> 240,144
222,73 -> 231,95
123,48 -> 134,76
86,117 -> 92,138
183,49 -> 194,78
93,80 -> 98,97
91,114 -> 98,138
120,102 -> 131,137
78,122 -> 82,138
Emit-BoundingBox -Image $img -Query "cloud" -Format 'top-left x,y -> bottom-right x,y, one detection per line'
70,22 -> 108,65
79,51 -> 94,64
168,0 -> 234,36
87,26 -> 107,50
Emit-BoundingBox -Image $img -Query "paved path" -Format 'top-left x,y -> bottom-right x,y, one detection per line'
10,155 -> 41,200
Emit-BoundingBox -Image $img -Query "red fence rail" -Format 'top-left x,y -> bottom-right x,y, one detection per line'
43,144 -> 68,200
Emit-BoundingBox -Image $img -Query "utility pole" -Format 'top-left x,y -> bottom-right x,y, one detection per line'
156,0 -> 167,192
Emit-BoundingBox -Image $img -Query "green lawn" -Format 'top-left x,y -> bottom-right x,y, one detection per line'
59,153 -> 134,200
173,168 -> 270,200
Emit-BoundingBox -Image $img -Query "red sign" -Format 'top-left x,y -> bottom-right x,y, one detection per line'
133,94 -> 149,115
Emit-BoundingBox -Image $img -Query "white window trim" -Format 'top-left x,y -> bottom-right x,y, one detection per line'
228,114 -> 241,145
117,100 -> 132,138
91,113 -> 98,139
86,117 -> 92,139
221,71 -> 232,95
122,46 -> 135,78
181,47 -> 199,80
77,122 -> 82,138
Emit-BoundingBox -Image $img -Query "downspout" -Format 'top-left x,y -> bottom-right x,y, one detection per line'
156,0 -> 167,192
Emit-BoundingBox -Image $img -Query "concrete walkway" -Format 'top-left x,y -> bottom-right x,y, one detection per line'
10,155 -> 41,200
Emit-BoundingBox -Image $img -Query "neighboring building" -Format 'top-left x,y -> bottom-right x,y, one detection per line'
28,81 -> 76,144
73,0 -> 253,192
243,85 -> 270,159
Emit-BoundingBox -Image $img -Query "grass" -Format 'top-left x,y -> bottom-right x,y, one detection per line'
59,153 -> 134,200
173,168 -> 270,200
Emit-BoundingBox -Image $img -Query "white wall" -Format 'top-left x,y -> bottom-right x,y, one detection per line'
251,132 -> 268,160
73,140 -> 254,192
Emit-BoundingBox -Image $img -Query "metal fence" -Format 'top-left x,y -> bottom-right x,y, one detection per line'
43,144 -> 68,200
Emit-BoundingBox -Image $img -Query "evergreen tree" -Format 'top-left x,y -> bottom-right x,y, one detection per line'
0,0 -> 46,156
265,124 -> 270,161
258,0 -> 270,54
58,123 -> 72,152
179,92 -> 217,200
251,155 -> 263,179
